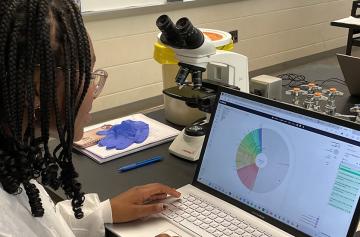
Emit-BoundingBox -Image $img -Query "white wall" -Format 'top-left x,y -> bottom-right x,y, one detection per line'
85,0 -> 351,113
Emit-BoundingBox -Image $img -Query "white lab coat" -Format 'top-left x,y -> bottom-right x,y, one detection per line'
0,180 -> 112,237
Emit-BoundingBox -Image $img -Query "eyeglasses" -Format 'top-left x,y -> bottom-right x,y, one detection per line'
57,68 -> 108,99
35,65 -> 108,99
91,69 -> 108,98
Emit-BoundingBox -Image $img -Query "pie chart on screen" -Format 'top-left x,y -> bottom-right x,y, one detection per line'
236,128 -> 290,193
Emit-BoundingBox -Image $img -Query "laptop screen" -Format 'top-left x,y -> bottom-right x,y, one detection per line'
337,53 -> 360,97
196,91 -> 360,237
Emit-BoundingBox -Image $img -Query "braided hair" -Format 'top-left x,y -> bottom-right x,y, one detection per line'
0,0 -> 92,219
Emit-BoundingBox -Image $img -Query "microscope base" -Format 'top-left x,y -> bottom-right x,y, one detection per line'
168,128 -> 205,161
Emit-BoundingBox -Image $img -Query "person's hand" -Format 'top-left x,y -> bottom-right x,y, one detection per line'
110,183 -> 181,223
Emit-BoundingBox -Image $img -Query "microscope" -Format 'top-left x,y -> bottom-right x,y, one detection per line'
156,15 -> 249,161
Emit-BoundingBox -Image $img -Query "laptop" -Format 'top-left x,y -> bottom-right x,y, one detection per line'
107,87 -> 360,237
337,53 -> 360,96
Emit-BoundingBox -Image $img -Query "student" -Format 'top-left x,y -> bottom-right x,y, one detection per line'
0,0 -> 180,236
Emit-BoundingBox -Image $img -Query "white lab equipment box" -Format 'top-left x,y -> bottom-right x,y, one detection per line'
250,75 -> 282,101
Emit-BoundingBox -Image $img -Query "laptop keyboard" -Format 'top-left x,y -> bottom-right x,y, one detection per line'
161,193 -> 272,237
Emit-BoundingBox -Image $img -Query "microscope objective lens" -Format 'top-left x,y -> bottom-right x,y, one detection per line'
176,66 -> 190,86
192,71 -> 203,89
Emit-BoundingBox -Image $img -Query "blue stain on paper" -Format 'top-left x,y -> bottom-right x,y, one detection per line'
96,120 -> 149,150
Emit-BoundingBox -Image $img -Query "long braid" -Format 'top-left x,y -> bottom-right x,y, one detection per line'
64,4 -> 78,118
0,0 -> 92,218
0,1 -> 18,137
64,0 -> 85,104
10,3 -> 28,142
66,0 -> 91,115
0,2 -> 24,197
59,30 -> 85,219
39,0 -> 61,191
53,3 -> 90,218
24,1 -> 36,145
24,0 -> 39,142
53,0 -> 89,219
8,23 -> 19,138
38,0 -> 51,153
56,7 -> 74,146
24,0 -> 43,178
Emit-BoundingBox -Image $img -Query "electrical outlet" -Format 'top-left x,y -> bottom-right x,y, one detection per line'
229,30 -> 238,43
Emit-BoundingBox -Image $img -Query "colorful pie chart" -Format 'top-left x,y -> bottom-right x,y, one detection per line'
236,128 -> 290,193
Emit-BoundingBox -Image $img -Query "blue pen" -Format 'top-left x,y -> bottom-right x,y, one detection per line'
118,156 -> 163,172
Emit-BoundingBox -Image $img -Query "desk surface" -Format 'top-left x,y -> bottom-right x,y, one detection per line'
50,82 -> 360,200
49,84 -> 360,236
50,109 -> 197,201
331,16 -> 360,29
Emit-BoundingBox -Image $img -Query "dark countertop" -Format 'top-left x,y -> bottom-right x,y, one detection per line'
49,80 -> 360,201
46,82 -> 360,237
49,109 -> 197,201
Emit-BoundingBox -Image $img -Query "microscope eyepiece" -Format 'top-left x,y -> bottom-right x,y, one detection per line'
176,17 -> 204,49
156,15 -> 176,37
156,15 -> 184,48
175,17 -> 191,30
156,15 -> 204,49
156,15 -> 170,27
156,16 -> 207,90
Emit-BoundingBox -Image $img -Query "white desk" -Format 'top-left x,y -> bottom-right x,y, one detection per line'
331,16 -> 360,55
331,16 -> 360,28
